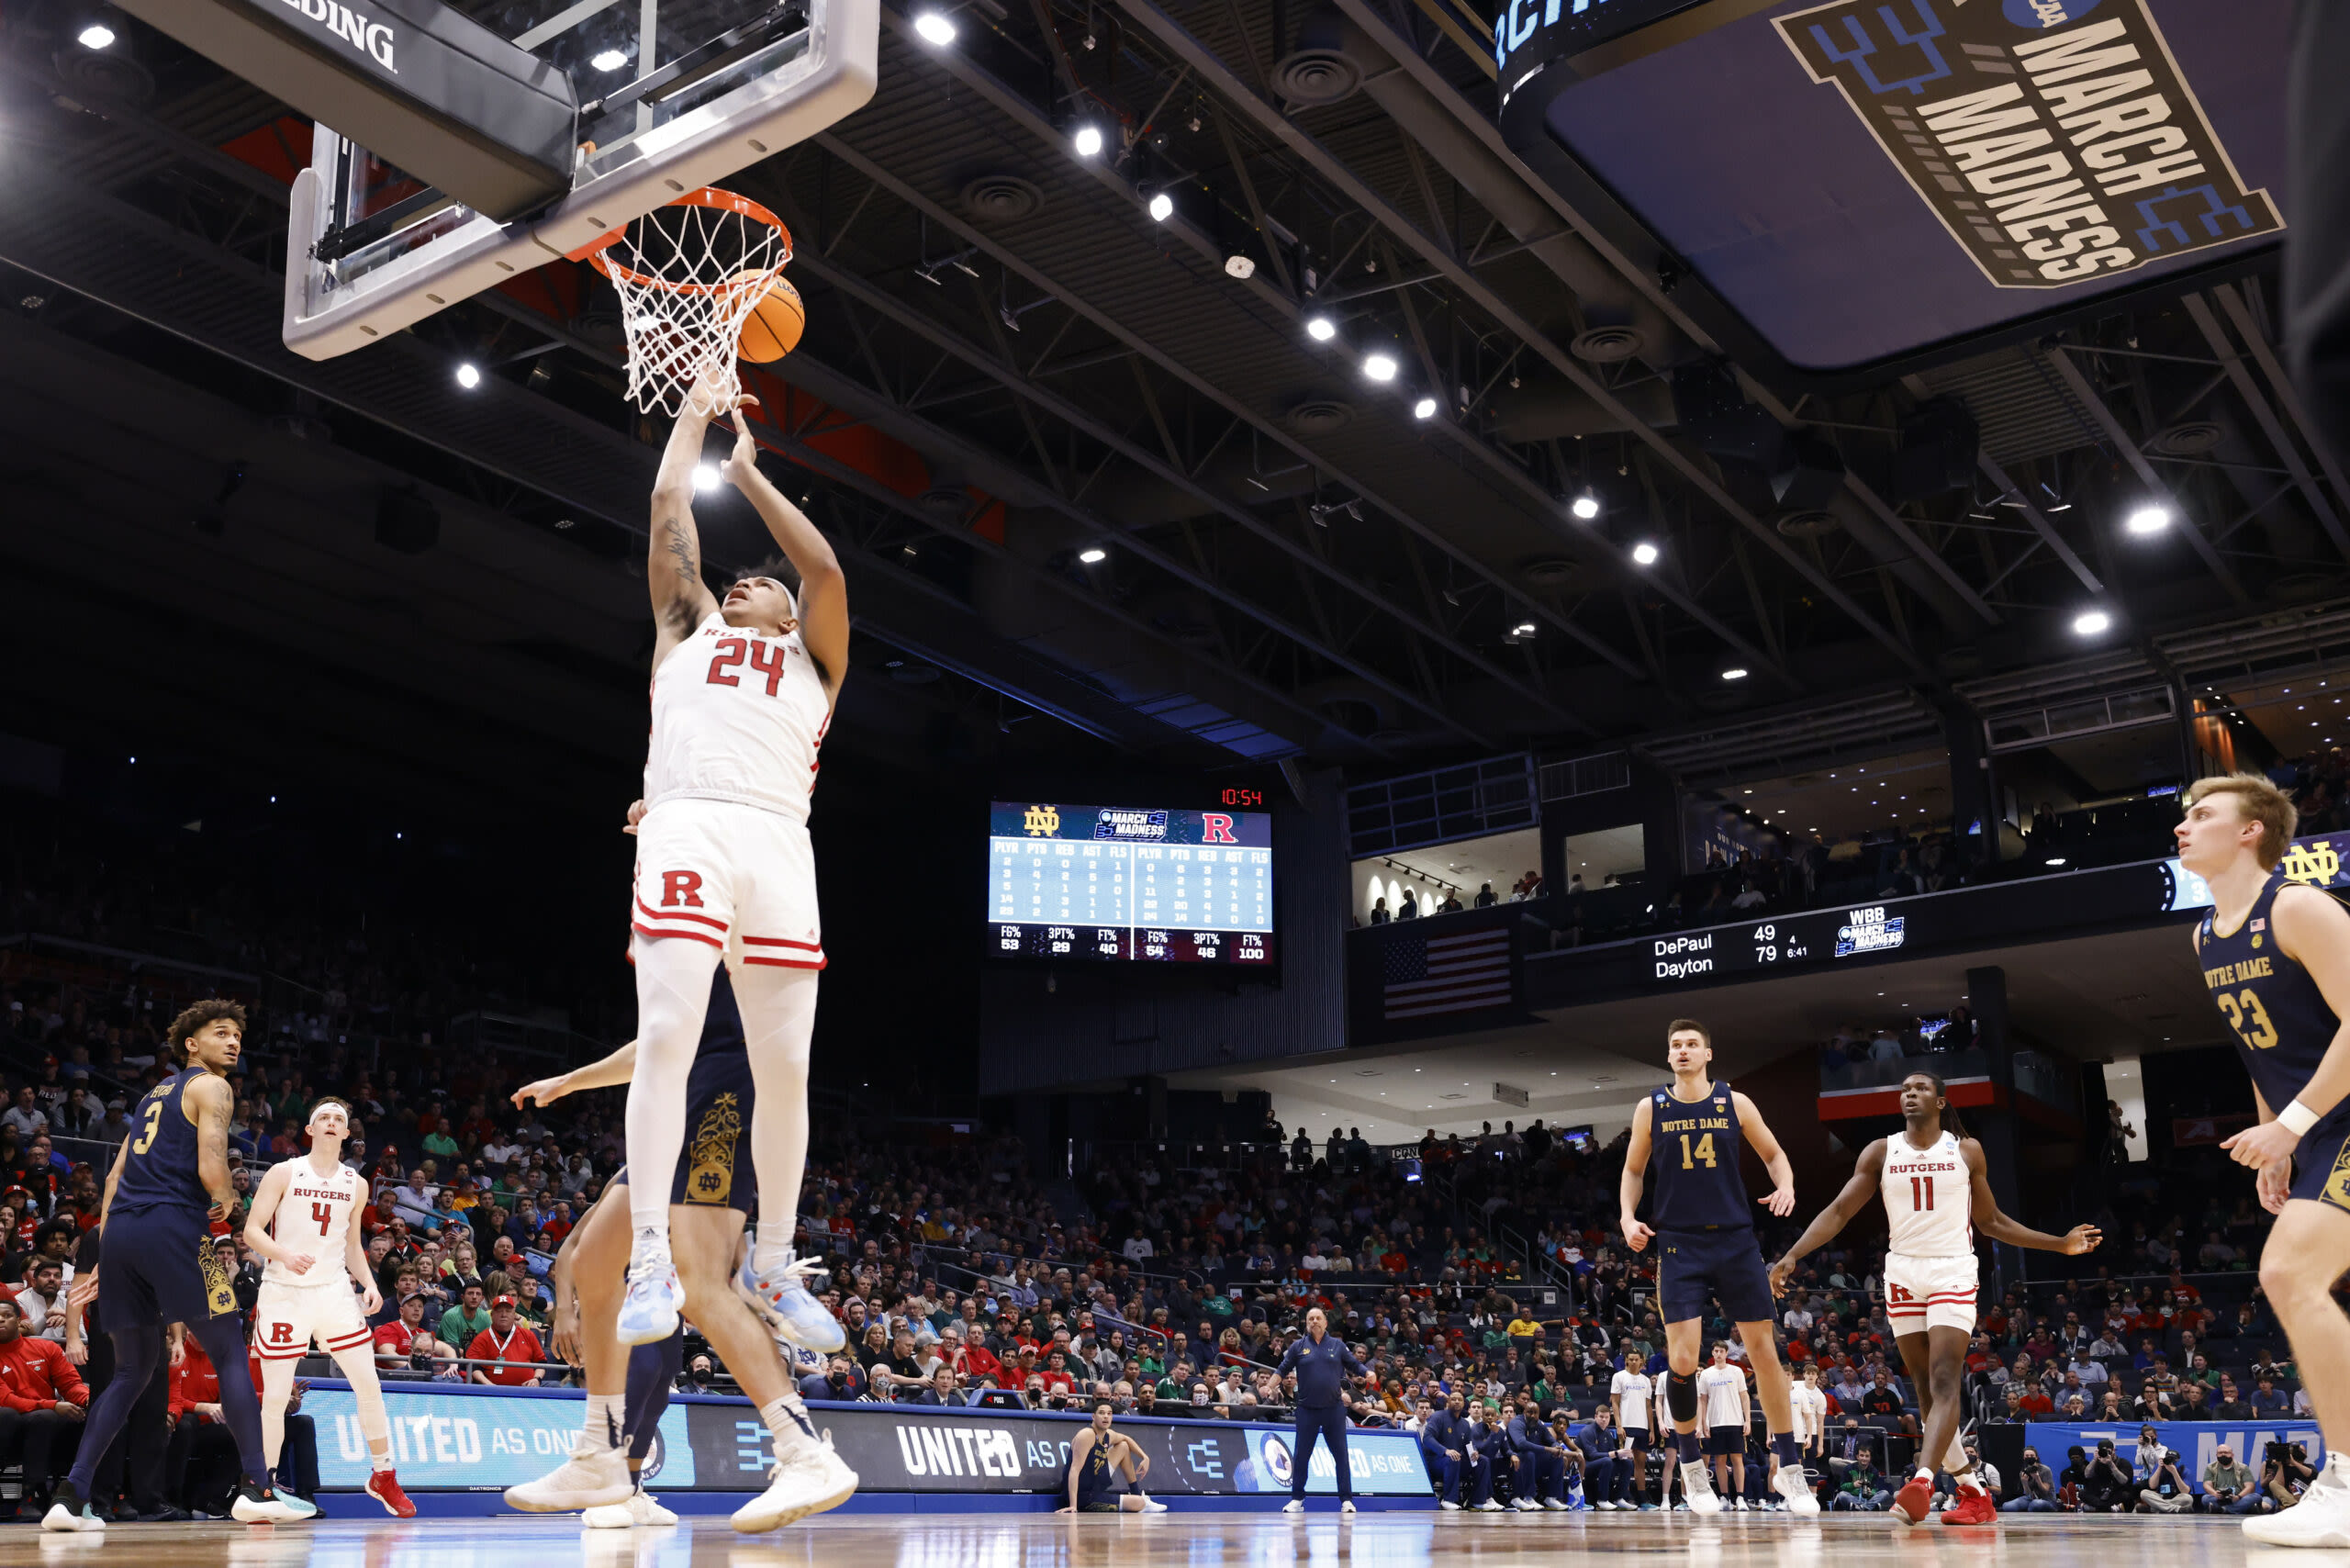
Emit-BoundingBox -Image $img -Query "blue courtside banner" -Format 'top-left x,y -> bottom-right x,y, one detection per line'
2024,1420 -> 2324,1495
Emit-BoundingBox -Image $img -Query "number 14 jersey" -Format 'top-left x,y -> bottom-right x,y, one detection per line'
262,1159 -> 364,1290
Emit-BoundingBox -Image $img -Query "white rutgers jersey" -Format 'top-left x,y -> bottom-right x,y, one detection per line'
263,1159 -> 364,1289
1881,1128 -> 1974,1257
645,612 -> 832,823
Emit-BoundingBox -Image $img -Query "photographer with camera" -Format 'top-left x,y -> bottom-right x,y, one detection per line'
2266,1439 -> 2320,1511
2001,1446 -> 2060,1512
2081,1438 -> 2134,1513
2137,1442 -> 2194,1514
2206,1444 -> 2270,1516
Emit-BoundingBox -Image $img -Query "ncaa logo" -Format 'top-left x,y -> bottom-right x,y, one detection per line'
1258,1433 -> 1294,1487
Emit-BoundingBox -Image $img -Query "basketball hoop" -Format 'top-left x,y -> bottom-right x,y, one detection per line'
576,186 -> 794,418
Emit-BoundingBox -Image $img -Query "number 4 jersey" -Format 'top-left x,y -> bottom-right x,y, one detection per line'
261,1159 -> 364,1290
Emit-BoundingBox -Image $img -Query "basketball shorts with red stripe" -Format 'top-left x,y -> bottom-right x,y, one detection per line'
629,796 -> 824,972
254,1278 -> 375,1361
1883,1251 -> 1979,1335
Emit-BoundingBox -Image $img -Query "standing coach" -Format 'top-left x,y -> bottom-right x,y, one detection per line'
1276,1308 -> 1367,1513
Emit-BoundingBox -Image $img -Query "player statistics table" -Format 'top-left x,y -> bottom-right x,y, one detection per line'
988,802 -> 1276,964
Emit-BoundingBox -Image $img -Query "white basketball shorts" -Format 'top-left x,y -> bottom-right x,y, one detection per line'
629,796 -> 824,971
1883,1251 -> 1980,1335
253,1279 -> 373,1361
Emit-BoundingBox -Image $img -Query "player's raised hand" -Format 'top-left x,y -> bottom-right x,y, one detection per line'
1759,1183 -> 1796,1218
512,1073 -> 573,1111
719,396 -> 765,487
1621,1215 -> 1653,1253
2057,1225 -> 2101,1256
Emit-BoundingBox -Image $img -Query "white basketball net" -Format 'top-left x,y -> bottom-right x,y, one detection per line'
587,189 -> 793,418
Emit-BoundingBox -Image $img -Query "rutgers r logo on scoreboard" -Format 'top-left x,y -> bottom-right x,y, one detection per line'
1200,813 -> 1238,845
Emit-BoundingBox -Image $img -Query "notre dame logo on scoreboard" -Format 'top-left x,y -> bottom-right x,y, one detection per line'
1022,805 -> 1060,837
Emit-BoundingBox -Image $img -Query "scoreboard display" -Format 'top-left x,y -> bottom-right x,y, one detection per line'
988,801 -> 1276,965
1649,903 -> 1908,984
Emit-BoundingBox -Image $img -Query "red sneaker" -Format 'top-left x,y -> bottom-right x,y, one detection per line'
1944,1485 -> 1998,1526
365,1469 -> 418,1518
1891,1475 -> 1935,1526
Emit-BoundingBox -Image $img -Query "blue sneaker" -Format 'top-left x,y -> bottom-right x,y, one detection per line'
618,1229 -> 684,1347
735,1248 -> 845,1353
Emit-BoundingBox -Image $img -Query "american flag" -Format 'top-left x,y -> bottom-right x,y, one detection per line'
1382,924 -> 1514,1019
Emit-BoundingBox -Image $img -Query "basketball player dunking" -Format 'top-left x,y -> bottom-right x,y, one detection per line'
243,1098 -> 415,1517
44,1002 -> 313,1530
618,369 -> 847,1360
1618,1018 -> 1818,1515
1767,1070 -> 2098,1526
2177,773 -> 2350,1546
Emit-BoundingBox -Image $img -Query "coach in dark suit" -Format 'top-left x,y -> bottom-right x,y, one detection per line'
1275,1308 -> 1367,1511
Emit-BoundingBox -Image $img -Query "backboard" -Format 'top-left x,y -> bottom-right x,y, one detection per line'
282,0 -> 876,361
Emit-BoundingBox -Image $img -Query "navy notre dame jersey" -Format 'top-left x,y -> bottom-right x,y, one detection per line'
1647,1080 -> 1751,1230
110,1067 -> 213,1223
2199,869 -> 2343,1121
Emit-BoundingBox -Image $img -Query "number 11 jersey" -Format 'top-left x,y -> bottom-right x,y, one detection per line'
262,1159 -> 364,1290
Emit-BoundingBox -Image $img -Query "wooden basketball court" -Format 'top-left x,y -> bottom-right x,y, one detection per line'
0,1508 -> 2261,1567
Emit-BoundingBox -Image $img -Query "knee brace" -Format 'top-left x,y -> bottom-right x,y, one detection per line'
1667,1369 -> 1699,1425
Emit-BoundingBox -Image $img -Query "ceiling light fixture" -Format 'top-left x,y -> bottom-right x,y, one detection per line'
1304,314 -> 1337,342
1721,667 -> 1749,681
1630,541 -> 1660,566
454,362 -> 482,390
1412,396 -> 1438,420
1570,493 -> 1601,521
590,47 -> 629,71
912,11 -> 957,46
1077,547 -> 1107,564
1361,352 -> 1398,382
2072,609 -> 2112,636
77,22 -> 114,48
2124,504 -> 2170,536
1072,123 -> 1104,158
1147,191 -> 1174,222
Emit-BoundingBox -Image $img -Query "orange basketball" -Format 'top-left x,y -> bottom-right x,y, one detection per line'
733,271 -> 804,364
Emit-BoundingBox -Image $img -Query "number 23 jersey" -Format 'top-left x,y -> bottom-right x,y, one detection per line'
645,612 -> 831,823
261,1159 -> 364,1290
2198,868 -> 2342,1124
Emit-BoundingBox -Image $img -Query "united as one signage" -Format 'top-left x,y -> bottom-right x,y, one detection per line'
1773,1 -> 2280,288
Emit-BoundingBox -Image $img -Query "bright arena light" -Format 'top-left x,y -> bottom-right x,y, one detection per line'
1630,541 -> 1660,566
2125,504 -> 2171,535
912,11 -> 957,45
453,362 -> 482,390
1147,191 -> 1174,222
693,464 -> 720,492
1078,547 -> 1107,564
1721,667 -> 1749,681
1304,315 -> 1337,342
1570,494 -> 1600,521
1072,124 -> 1104,158
1361,353 -> 1398,382
77,24 -> 114,49
2073,609 -> 2112,636
590,48 -> 628,71
1412,397 -> 1438,420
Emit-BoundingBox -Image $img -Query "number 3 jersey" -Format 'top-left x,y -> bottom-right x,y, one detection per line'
261,1159 -> 364,1290
645,611 -> 831,823
1646,1081 -> 1751,1230
2198,868 -> 2342,1127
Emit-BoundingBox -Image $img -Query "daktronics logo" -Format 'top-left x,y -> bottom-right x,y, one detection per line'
280,0 -> 397,72
890,1423 -> 1026,1479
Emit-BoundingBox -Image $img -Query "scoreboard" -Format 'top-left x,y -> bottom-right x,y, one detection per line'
988,801 -> 1276,965
1649,903 -> 1908,984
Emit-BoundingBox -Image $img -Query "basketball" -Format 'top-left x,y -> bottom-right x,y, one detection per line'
733,271 -> 804,364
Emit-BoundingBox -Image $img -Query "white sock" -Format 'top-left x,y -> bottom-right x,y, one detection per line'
1915,1467 -> 1933,1484
1957,1471 -> 1986,1493
580,1394 -> 626,1455
373,1450 -> 395,1474
761,1394 -> 816,1451
754,1219 -> 796,1269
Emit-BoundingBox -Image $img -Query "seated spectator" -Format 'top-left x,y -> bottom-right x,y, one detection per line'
2000,1446 -> 2059,1513
2078,1441 -> 2132,1513
372,1292 -> 450,1372
467,1294 -> 543,1386
2204,1444 -> 2270,1516
1831,1458 -> 1889,1511
0,1296 -> 84,1517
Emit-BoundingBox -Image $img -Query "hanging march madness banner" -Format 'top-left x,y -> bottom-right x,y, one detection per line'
297,1383 -> 1431,1496
1773,1 -> 2280,289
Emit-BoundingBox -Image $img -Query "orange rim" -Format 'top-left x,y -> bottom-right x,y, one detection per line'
573,186 -> 795,295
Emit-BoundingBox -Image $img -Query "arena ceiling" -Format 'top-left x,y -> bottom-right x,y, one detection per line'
0,0 -> 2339,788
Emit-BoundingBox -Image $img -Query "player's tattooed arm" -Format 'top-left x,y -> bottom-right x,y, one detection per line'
1766,1139 -> 1887,1295
188,1072 -> 237,1223
649,385 -> 723,662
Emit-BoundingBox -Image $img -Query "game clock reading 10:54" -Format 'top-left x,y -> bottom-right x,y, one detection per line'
988,801 -> 1276,965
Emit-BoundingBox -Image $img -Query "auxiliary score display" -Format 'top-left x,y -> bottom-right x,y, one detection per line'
1650,904 -> 1908,982
988,801 -> 1277,964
